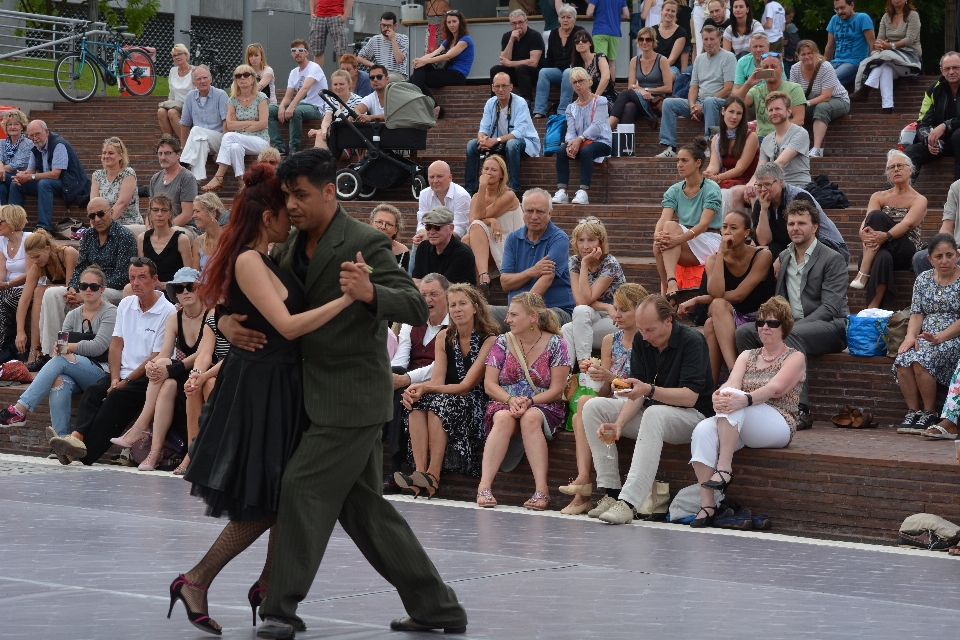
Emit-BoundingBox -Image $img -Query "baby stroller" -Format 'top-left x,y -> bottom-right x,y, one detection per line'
323,82 -> 436,201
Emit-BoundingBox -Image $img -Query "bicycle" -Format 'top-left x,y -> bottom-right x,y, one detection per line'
53,21 -> 156,103
180,29 -> 225,88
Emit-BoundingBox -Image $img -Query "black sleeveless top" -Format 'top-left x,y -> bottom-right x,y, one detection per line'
726,248 -> 776,315
444,331 -> 478,385
143,229 -> 185,282
44,249 -> 67,285
173,308 -> 209,361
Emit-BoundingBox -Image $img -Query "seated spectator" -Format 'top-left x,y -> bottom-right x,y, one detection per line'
608,28 -> 676,129
552,68 -> 612,206
702,96 -> 760,187
15,229 -> 78,368
490,10 -> 544,102
496,188 -> 575,327
91,137 -> 142,226
655,0 -> 689,75
159,44 -> 194,143
150,135 -> 199,229
0,205 -> 29,354
586,0 -> 629,83
466,155 -> 523,295
568,32 -> 615,104
893,233 -> 960,431
246,42 -> 276,105
8,120 -> 89,233
735,199 -> 850,428
307,70 -> 361,153
560,283 -> 647,515
678,211 -> 775,384
701,0 -> 731,35
47,259 -> 176,465
477,291 -> 571,509
110,268 -> 206,470
397,284 -> 499,493
689,295 -> 804,525
790,40 -> 850,157
31,198 -> 135,367
560,216 -> 626,364
583,294 -> 713,524
191,192 -> 225,272
256,146 -> 281,167
850,151 -> 926,308
735,51 -> 806,139
0,110 -> 32,205
758,91 -> 810,185
914,178 -> 960,275
357,11 -> 410,82
354,64 -> 389,124
416,161 -> 471,244
201,65 -> 270,192
464,73 -> 540,195
723,0 -> 764,58
369,204 -> 410,271
339,53 -> 372,97
268,39 -> 328,155
385,274 -> 450,493
412,207 -> 476,286
533,4 -> 585,119
734,162 -> 849,261
654,138 -> 723,302
825,0 -> 875,87
734,33 -> 783,87
656,26 -> 735,157
0,267 -> 115,434
902,52 -> 960,182
850,2 -> 920,112
134,195 -> 191,291
410,10 -> 474,119
178,66 -> 229,183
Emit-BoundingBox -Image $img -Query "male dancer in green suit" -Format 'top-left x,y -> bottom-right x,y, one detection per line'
221,149 -> 467,638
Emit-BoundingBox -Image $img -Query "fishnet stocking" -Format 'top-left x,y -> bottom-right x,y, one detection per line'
181,516 -> 276,615
256,526 -> 277,590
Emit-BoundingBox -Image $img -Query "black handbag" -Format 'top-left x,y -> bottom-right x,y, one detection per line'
67,318 -> 108,363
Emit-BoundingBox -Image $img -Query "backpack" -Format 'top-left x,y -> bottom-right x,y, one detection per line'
802,174 -> 849,210
543,114 -> 567,157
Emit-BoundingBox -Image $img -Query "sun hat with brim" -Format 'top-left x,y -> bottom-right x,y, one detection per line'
165,267 -> 201,300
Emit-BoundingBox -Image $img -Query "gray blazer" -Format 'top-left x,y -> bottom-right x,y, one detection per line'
775,240 -> 850,324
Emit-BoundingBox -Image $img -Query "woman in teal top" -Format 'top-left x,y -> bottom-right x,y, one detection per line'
410,10 -> 474,119
202,64 -> 270,192
653,137 -> 723,303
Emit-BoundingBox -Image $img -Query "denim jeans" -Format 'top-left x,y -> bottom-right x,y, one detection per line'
9,178 -> 61,230
0,171 -> 14,204
829,61 -> 858,87
268,103 -> 322,151
18,354 -> 107,436
465,138 -> 527,193
556,141 -> 612,189
534,67 -> 573,116
658,96 -> 724,147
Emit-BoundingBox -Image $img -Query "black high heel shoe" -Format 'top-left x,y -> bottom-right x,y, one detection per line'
393,471 -> 421,497
689,506 -> 717,529
247,581 -> 266,627
168,574 -> 222,635
701,469 -> 733,491
412,471 -> 439,499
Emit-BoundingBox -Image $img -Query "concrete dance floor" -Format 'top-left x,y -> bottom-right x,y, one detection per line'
2,453 -> 958,640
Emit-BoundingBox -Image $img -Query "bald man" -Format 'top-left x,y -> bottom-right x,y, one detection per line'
413,160 -> 471,246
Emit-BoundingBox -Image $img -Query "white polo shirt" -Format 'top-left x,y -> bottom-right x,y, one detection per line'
112,293 -> 176,379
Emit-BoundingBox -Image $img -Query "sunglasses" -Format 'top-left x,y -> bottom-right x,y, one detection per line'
130,256 -> 155,265
88,210 -> 108,220
637,37 -> 654,42
761,52 -> 781,59
77,282 -> 103,291
424,224 -> 448,231
445,10 -> 461,15
369,73 -> 385,80
234,71 -> 253,79
290,47 -> 307,53
578,216 -> 600,224
755,318 -> 782,328
172,282 -> 196,294
574,38 -> 590,44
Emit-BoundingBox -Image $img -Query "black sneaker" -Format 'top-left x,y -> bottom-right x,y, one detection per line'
796,408 -> 813,431
915,410 -> 939,430
899,409 -> 921,430
26,354 -> 50,372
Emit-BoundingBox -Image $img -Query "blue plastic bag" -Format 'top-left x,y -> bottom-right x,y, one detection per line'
543,113 -> 566,157
846,314 -> 888,357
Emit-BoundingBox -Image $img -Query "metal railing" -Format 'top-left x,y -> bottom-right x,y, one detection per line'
0,9 -> 112,88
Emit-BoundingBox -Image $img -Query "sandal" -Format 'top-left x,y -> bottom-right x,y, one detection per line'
477,272 -> 490,297
949,545 -> 960,557
201,175 -> 224,192
523,491 -> 550,511
394,471 -> 421,497
533,113 -> 545,119
412,470 -> 439,499
173,462 -> 189,476
477,488 -> 497,508
110,426 -> 150,448
690,505 -> 717,528
849,271 -> 869,290
701,469 -> 733,491
923,423 -> 958,440
664,277 -> 680,306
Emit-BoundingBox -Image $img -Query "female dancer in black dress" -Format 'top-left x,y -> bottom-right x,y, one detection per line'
169,163 -> 353,635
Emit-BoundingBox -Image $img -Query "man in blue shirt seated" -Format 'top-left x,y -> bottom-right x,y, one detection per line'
464,72 -> 541,195
824,0 -> 875,86
490,188 -> 574,328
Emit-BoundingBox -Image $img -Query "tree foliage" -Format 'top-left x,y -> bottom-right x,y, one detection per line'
16,0 -> 160,36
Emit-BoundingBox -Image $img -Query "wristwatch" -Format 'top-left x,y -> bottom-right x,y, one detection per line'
31,174 -> 36,181
122,377 -> 132,384
496,137 -> 502,144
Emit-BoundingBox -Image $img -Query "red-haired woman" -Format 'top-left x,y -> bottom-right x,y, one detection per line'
168,164 -> 354,634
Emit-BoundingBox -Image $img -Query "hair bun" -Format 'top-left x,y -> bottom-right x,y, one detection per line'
244,162 -> 276,188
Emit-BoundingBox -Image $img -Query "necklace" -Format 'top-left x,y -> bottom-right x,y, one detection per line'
760,344 -> 786,363
520,330 -> 543,359
935,266 -> 959,287
183,306 -> 204,320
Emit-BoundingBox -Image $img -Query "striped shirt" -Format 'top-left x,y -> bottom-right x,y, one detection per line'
322,92 -> 363,114
789,60 -> 849,103
205,313 -> 230,364
358,34 -> 409,78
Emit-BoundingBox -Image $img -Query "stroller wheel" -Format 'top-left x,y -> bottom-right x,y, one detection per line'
357,182 -> 378,200
411,174 -> 428,200
336,168 -> 362,201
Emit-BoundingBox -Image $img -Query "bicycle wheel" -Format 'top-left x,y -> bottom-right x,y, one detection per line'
120,48 -> 156,96
54,54 -> 99,102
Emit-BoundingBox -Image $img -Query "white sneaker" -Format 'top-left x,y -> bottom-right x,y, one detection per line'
655,147 -> 677,158
809,147 -> 822,158
588,495 -> 618,518
571,189 -> 589,205
599,499 -> 637,525
552,189 -> 569,204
